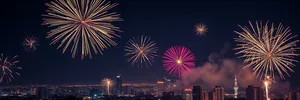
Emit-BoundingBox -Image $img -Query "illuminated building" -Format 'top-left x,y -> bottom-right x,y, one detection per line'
203,91 -> 209,100
296,92 -> 300,100
116,74 -> 123,95
192,85 -> 202,100
209,91 -> 217,100
164,77 -> 171,89
287,91 -> 300,100
246,85 -> 263,100
31,88 -> 37,95
233,75 -> 239,98
214,86 -> 224,100
157,81 -> 165,97
183,88 -> 192,100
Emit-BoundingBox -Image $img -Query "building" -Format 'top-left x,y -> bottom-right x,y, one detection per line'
233,75 -> 239,99
157,81 -> 165,97
208,91 -> 217,100
214,86 -> 224,100
203,91 -> 209,100
173,89 -> 183,96
116,74 -> 123,95
287,91 -> 300,100
37,87 -> 49,99
192,85 -> 202,100
163,92 -> 175,100
246,85 -> 263,100
183,88 -> 192,100
164,77 -> 171,89
297,92 -> 300,100
30,87 -> 37,95
123,85 -> 135,95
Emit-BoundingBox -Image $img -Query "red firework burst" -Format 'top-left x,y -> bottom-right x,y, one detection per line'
162,46 -> 196,78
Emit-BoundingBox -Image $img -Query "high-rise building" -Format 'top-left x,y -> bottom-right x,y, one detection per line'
214,86 -> 224,100
72,86 -> 77,96
296,92 -> 300,100
203,91 -> 209,100
287,91 -> 300,100
157,81 -> 165,97
37,87 -> 49,99
246,85 -> 263,100
192,85 -> 202,100
233,75 -> 239,99
116,74 -> 123,95
183,88 -> 192,100
164,77 -> 171,89
208,91 -> 217,100
31,87 -> 37,95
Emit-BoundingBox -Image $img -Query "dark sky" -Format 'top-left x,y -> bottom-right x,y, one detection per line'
1,0 -> 300,87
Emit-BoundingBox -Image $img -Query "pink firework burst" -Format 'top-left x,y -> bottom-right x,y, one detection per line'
22,36 -> 39,52
162,46 -> 196,78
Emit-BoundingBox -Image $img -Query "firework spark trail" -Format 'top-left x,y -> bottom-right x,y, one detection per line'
125,35 -> 158,68
42,0 -> 123,59
102,78 -> 113,95
234,21 -> 299,80
162,46 -> 196,78
195,23 -> 208,36
263,76 -> 272,100
23,36 -> 39,52
0,54 -> 21,83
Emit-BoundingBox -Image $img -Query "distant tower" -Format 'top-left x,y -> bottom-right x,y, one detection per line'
192,85 -> 202,100
214,86 -> 224,100
116,74 -> 123,95
233,75 -> 239,98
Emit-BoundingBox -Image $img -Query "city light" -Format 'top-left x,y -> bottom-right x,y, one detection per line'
157,81 -> 164,84
184,88 -> 192,91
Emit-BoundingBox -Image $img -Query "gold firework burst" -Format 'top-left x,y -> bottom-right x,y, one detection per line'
42,0 -> 123,59
124,35 -> 158,68
234,21 -> 299,80
102,78 -> 113,95
195,23 -> 208,36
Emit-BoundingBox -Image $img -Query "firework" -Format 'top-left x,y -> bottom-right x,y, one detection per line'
0,54 -> 21,83
22,36 -> 39,52
195,23 -> 208,36
263,76 -> 272,100
162,46 -> 196,78
234,21 -> 299,80
42,0 -> 123,59
124,35 -> 158,68
102,78 -> 113,95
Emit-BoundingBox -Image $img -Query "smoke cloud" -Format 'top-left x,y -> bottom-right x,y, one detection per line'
168,44 -> 290,96
176,58 -> 259,89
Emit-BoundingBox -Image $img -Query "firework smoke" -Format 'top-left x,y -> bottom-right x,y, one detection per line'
169,44 -> 290,96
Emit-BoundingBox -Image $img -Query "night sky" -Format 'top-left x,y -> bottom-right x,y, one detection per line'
1,0 -> 300,87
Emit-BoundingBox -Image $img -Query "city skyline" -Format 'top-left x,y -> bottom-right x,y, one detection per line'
0,0 -> 300,91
